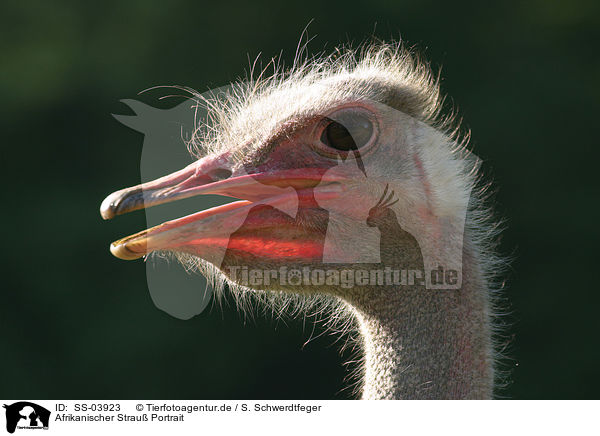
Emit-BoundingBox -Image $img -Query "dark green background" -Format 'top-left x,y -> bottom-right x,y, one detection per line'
1,0 -> 598,399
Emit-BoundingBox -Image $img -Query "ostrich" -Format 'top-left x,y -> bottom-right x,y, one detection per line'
100,43 -> 503,399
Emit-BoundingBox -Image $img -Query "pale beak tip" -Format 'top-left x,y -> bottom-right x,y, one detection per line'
110,241 -> 145,260
100,195 -> 117,220
100,186 -> 146,220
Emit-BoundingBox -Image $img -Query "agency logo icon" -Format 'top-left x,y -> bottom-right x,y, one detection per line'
3,402 -> 50,434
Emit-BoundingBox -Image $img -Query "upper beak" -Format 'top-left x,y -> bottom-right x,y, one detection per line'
101,154 -> 343,261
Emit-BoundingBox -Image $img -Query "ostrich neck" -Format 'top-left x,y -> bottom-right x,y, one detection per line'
345,240 -> 493,399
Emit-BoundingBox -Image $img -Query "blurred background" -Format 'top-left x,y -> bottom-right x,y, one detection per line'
1,0 -> 598,399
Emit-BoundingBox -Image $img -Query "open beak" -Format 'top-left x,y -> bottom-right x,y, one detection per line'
101,154 -> 344,263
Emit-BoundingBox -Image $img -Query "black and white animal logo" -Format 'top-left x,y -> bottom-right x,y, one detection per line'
3,402 -> 50,434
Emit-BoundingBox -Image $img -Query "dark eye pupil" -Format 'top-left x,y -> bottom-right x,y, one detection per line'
321,115 -> 373,151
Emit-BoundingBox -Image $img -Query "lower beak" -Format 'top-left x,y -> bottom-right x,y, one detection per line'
101,155 -> 343,262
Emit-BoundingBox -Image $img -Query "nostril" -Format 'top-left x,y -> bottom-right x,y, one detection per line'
208,168 -> 232,181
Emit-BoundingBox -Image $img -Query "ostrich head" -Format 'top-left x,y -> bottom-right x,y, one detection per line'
101,43 -> 500,399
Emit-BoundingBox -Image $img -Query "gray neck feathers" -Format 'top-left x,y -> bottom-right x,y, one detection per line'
345,239 -> 493,399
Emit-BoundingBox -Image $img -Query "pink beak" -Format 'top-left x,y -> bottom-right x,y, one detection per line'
101,153 -> 344,262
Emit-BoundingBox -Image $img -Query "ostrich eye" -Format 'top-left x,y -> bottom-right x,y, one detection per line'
320,113 -> 374,151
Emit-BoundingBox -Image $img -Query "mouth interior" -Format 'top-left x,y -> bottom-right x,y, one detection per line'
108,178 -> 343,261
112,199 -> 251,247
